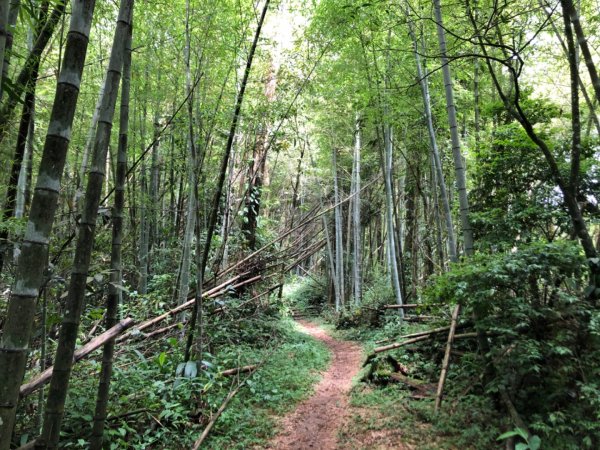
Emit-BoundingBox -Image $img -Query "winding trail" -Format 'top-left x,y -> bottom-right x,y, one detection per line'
268,320 -> 363,450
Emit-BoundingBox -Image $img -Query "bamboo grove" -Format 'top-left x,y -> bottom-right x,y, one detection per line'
0,0 -> 598,448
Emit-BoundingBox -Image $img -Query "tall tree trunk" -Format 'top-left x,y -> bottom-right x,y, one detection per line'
469,6 -> 599,299
409,21 -> 458,263
540,0 -> 600,136
561,0 -> 600,105
433,0 -> 474,256
89,14 -> 132,449
184,0 -> 270,360
149,111 -> 161,250
0,1 -> 48,273
138,108 -> 149,295
332,147 -> 345,311
384,125 -> 404,313
178,0 -> 197,309
352,113 -> 362,305
432,0 -> 475,412
0,2 -> 97,446
562,2 -> 581,195
38,2 -> 133,447
78,75 -> 107,198
0,0 -> 11,101
1,0 -> 23,101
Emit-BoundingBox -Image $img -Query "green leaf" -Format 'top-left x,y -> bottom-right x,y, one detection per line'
184,361 -> 198,378
498,428 -> 528,441
515,443 -> 529,450
529,435 -> 541,450
497,430 -> 521,440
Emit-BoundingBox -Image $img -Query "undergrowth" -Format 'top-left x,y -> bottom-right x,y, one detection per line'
16,310 -> 329,449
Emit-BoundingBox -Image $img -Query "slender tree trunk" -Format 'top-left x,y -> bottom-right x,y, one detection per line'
0,2 -> 97,446
332,147 -> 344,311
469,8 -> 599,299
149,111 -> 161,250
0,2 -> 65,144
1,0 -> 23,101
0,0 -> 11,101
38,2 -> 133,447
184,0 -> 270,359
562,3 -> 581,195
409,21 -> 458,263
89,15 -> 132,449
432,0 -> 475,412
178,0 -> 197,310
433,0 -> 474,256
138,108 -> 149,295
0,2 -> 48,273
384,125 -> 404,313
79,75 -> 107,196
352,113 -> 362,305
561,0 -> 600,105
14,13 -> 41,224
430,156 -> 446,269
540,0 -> 600,136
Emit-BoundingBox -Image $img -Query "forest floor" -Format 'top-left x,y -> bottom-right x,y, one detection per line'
266,320 -> 413,450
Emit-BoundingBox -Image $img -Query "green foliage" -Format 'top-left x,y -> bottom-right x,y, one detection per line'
282,275 -> 328,313
51,317 -> 329,449
498,428 -> 542,450
424,240 -> 600,448
470,122 -> 569,250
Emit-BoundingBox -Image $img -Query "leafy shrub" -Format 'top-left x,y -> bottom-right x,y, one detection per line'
424,240 -> 600,449
282,275 -> 328,313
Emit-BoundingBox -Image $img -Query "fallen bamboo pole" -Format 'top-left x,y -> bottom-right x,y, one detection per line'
396,325 -> 453,340
119,275 -> 262,342
368,327 -> 478,360
20,318 -> 135,398
372,335 -> 432,354
192,384 -> 244,450
216,177 -> 380,282
220,365 -> 257,377
383,304 -> 420,309
435,304 -> 461,413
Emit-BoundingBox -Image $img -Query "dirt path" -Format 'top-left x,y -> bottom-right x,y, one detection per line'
268,320 -> 363,450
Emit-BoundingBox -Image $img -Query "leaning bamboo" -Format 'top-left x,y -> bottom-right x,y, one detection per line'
435,304 -> 460,412
118,275 -> 241,340
134,275 -> 262,338
373,335 -> 433,354
19,318 -> 134,398
383,304 -> 420,309
192,384 -> 245,450
221,365 -> 257,377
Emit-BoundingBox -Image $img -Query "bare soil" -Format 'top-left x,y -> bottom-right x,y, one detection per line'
266,320 -> 363,449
